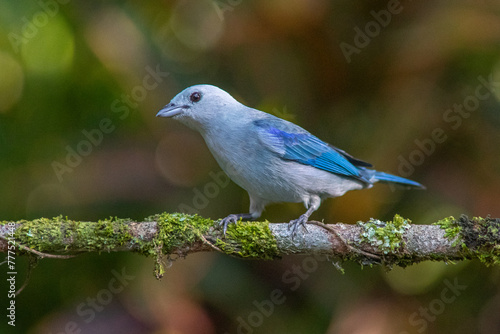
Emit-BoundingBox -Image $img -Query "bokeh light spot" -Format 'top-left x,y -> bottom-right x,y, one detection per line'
84,8 -> 147,73
170,0 -> 224,51
20,15 -> 74,75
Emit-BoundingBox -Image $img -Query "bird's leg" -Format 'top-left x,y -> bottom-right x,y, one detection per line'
288,208 -> 314,237
219,213 -> 254,235
288,196 -> 321,237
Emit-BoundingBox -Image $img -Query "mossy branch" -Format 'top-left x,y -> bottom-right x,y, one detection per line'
1,213 -> 500,278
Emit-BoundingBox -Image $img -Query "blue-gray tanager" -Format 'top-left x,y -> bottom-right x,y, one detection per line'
157,85 -> 424,235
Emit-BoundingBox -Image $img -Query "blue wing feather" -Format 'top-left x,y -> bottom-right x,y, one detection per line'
254,118 -> 371,183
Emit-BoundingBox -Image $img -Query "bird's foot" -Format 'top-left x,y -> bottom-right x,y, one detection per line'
218,213 -> 253,235
288,214 -> 309,238
219,214 -> 239,235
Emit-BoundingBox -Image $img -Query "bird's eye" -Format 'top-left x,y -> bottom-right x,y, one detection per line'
190,92 -> 202,103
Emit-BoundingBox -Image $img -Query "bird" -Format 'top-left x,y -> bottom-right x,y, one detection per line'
156,84 -> 424,236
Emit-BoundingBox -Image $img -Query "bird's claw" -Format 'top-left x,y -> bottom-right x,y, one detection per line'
218,214 -> 239,235
288,214 -> 309,238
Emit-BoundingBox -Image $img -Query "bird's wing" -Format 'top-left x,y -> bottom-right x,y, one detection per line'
328,144 -> 372,168
253,118 -> 371,183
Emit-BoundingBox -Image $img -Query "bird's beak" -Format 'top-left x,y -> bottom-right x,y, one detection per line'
156,103 -> 185,118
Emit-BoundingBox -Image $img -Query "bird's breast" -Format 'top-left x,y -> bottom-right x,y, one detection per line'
202,132 -> 304,202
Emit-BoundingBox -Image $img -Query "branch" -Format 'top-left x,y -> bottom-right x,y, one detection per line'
1,214 -> 499,278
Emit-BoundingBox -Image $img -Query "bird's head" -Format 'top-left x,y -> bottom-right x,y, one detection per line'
156,84 -> 241,132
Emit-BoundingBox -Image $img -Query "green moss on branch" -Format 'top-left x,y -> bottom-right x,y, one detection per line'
215,220 -> 280,259
434,215 -> 500,266
12,216 -> 134,253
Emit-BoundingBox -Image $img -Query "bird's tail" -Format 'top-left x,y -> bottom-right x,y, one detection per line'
373,171 -> 425,189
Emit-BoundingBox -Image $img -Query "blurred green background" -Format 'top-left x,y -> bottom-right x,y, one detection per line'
1,0 -> 500,333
